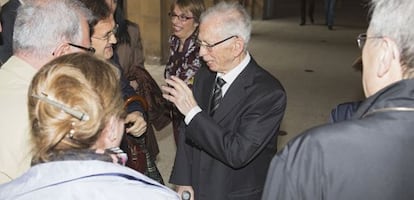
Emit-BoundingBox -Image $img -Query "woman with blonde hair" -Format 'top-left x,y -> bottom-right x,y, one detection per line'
0,53 -> 178,199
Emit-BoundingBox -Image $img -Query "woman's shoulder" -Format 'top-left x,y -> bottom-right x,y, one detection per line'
0,160 -> 179,199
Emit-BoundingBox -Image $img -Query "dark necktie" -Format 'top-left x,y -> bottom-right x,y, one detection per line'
210,77 -> 226,115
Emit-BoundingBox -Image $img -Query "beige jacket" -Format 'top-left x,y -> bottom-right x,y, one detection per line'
0,56 -> 36,183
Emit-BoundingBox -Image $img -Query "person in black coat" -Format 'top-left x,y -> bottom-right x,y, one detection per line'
262,0 -> 414,199
162,2 -> 286,199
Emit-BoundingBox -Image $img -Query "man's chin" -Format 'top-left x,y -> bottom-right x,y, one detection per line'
104,50 -> 114,60
206,63 -> 217,71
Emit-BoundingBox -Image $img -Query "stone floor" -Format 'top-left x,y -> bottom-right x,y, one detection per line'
145,0 -> 369,188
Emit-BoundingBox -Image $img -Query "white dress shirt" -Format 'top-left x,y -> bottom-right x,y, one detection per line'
185,53 -> 251,124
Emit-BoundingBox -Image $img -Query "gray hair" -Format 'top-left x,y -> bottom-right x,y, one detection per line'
368,0 -> 414,78
200,1 -> 251,49
13,0 -> 93,58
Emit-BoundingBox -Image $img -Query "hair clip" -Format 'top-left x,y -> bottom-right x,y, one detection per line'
32,93 -> 90,121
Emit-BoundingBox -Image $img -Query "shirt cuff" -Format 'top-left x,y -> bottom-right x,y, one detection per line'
184,106 -> 202,125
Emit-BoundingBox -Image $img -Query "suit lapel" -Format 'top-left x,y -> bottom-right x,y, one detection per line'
213,59 -> 257,121
195,67 -> 216,112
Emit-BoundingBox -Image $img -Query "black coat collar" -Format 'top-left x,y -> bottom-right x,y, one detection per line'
354,79 -> 414,119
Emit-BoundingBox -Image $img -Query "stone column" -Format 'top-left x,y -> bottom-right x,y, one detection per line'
125,0 -> 171,65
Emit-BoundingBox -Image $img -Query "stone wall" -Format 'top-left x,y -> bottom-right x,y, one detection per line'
126,0 -> 270,65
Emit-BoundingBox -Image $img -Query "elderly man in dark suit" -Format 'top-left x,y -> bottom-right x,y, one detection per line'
162,2 -> 286,200
262,0 -> 414,199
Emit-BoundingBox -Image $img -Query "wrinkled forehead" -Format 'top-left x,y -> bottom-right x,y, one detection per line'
94,17 -> 115,34
199,16 -> 222,40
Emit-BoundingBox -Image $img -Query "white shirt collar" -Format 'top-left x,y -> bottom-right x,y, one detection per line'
217,52 -> 251,95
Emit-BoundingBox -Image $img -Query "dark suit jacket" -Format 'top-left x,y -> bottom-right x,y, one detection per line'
170,57 -> 287,200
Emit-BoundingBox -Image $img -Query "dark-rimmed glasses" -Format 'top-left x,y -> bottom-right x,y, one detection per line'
197,35 -> 238,52
68,43 -> 95,53
92,24 -> 119,41
168,12 -> 194,22
356,33 -> 383,49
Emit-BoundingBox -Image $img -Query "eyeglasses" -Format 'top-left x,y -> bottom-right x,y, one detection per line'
168,12 -> 194,22
92,24 -> 119,41
356,33 -> 383,49
196,35 -> 238,52
68,43 -> 95,53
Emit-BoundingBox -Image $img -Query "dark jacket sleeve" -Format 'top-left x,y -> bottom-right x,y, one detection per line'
329,101 -> 362,123
111,54 -> 145,114
262,133 -> 324,200
261,146 -> 296,200
0,0 -> 21,64
169,123 -> 192,185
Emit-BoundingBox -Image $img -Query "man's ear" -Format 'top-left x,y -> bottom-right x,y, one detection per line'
232,37 -> 244,57
377,38 -> 393,77
52,43 -> 71,57
107,116 -> 120,142
377,37 -> 403,80
95,116 -> 120,151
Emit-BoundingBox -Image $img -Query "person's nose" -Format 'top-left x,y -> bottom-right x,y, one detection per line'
171,16 -> 180,24
199,45 -> 208,57
109,33 -> 117,44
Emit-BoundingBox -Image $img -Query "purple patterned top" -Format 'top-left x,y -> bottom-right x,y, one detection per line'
165,28 -> 201,88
